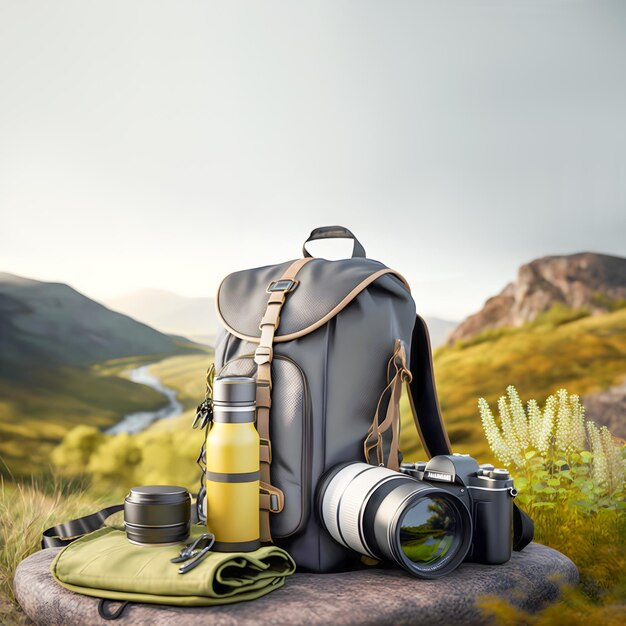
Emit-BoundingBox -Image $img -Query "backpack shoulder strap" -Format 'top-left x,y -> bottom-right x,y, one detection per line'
406,314 -> 533,551
406,314 -> 452,457
513,503 -> 534,551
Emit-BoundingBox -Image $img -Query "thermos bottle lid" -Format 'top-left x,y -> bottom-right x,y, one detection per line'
213,376 -> 256,405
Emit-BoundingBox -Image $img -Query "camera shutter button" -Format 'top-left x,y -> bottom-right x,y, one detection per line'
489,469 -> 510,480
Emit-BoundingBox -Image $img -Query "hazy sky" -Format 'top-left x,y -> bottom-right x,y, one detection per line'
1,1 -> 625,320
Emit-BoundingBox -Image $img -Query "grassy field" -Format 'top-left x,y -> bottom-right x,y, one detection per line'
0,478 -> 119,625
147,353 -> 213,412
400,307 -> 626,463
0,364 -> 164,477
54,309 -> 626,491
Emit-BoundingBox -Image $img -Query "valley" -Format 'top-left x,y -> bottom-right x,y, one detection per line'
0,272 -> 208,476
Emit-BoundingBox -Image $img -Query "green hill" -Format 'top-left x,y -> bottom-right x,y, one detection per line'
0,272 -> 194,374
400,307 -> 626,463
0,272 -> 205,477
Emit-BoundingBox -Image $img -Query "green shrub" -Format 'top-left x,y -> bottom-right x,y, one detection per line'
479,386 -> 625,507
51,416 -> 204,493
478,386 -> 626,624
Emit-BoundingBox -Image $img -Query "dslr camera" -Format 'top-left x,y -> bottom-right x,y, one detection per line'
318,454 -> 518,578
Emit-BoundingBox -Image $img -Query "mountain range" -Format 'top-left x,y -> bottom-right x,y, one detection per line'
0,273 -> 195,379
103,289 -> 219,346
103,289 -> 457,347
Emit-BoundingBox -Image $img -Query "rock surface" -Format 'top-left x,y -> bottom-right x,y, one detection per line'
583,379 -> 626,438
15,543 -> 577,626
448,252 -> 626,344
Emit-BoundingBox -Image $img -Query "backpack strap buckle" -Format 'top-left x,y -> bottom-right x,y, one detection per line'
254,345 -> 273,365
260,481 -> 284,513
259,438 -> 272,464
267,279 -> 298,293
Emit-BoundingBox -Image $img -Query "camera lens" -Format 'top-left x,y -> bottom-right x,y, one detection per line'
124,485 -> 191,546
318,463 -> 472,578
399,496 -> 457,564
392,493 -> 469,577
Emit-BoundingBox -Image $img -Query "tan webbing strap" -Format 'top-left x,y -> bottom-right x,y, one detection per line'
255,257 -> 313,542
364,340 -> 412,471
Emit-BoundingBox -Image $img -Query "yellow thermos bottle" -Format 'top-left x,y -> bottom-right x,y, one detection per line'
205,376 -> 260,552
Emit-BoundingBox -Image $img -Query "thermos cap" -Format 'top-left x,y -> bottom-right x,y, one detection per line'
213,376 -> 257,405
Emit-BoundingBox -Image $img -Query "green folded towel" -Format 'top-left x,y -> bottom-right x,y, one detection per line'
51,526 -> 296,606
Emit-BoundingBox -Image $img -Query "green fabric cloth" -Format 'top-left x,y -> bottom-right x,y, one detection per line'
51,526 -> 296,606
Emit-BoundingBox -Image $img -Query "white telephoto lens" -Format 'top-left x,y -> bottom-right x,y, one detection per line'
323,463 -> 404,558
321,463 -> 365,548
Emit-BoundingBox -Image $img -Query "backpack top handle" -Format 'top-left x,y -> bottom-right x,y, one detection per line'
303,225 -> 367,259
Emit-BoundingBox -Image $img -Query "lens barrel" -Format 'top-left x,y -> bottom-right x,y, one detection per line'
318,463 -> 472,578
124,485 -> 191,546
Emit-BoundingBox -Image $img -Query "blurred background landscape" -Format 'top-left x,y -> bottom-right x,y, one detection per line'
1,2 -> 625,623
1,249 -> 624,489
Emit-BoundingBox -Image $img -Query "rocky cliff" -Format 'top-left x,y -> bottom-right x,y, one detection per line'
449,252 -> 626,344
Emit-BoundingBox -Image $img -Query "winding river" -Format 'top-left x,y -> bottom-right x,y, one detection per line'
106,364 -> 184,434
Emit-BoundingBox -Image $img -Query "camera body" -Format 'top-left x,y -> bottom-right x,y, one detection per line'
400,454 -> 517,565
317,452 -> 518,578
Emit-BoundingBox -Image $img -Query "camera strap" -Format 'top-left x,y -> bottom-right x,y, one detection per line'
41,504 -> 124,549
41,499 -> 202,550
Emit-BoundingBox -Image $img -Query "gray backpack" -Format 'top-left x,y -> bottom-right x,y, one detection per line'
204,226 -> 452,572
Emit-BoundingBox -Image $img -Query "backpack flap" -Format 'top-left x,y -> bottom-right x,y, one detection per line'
216,257 -> 410,344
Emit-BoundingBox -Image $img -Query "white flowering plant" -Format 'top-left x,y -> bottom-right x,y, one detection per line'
479,386 -> 626,510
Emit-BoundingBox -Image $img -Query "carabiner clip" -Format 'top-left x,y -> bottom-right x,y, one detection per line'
170,532 -> 215,574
